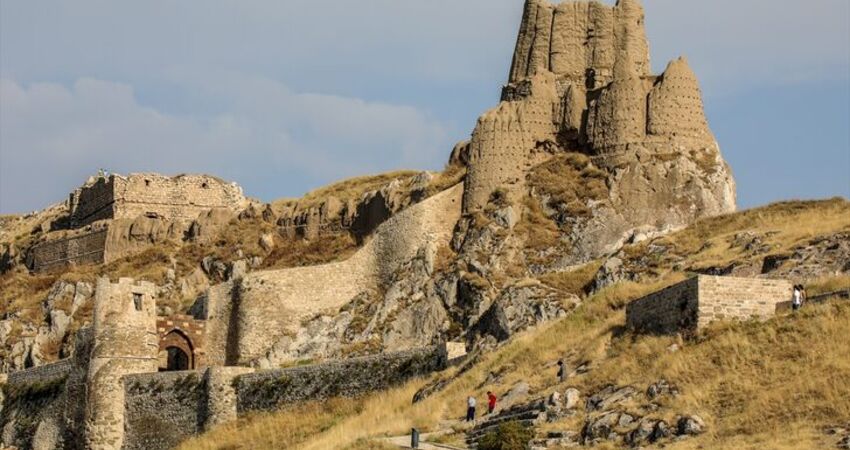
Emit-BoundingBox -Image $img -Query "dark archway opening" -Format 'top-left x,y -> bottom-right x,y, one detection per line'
166,346 -> 190,371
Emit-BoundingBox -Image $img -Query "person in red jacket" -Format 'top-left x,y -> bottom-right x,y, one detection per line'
487,391 -> 497,414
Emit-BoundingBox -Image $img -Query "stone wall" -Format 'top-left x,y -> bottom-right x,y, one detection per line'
626,276 -> 794,333
235,345 -> 447,412
202,184 -> 463,367
69,176 -> 117,227
5,360 -> 73,387
118,346 -> 446,450
122,371 -> 206,450
68,173 -> 247,228
625,277 -> 699,334
27,228 -> 108,272
696,276 -> 793,328
509,0 -> 650,87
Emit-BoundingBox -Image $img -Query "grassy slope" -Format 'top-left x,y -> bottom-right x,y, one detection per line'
178,200 -> 850,450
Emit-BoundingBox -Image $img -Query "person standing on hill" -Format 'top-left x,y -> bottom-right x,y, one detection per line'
487,391 -> 497,414
792,285 -> 803,311
466,395 -> 477,422
557,359 -> 567,382
801,285 -> 808,306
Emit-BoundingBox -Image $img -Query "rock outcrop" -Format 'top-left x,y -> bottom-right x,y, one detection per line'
461,0 -> 735,264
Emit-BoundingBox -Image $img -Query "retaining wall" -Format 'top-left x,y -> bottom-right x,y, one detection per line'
626,276 -> 794,333
27,229 -> 108,272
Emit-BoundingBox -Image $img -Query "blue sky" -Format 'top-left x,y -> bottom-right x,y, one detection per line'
1,0 -> 848,214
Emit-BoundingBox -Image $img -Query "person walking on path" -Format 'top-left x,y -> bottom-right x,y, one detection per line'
466,395 -> 477,422
792,285 -> 803,311
487,391 -> 497,414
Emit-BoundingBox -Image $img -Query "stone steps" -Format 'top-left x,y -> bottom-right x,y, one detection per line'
464,400 -> 547,448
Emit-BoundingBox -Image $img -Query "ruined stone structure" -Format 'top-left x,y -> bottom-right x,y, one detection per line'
0,277 -> 451,450
84,278 -> 159,450
68,173 -> 246,228
462,0 -> 736,256
626,276 -> 794,334
26,173 -> 247,272
202,184 -> 463,367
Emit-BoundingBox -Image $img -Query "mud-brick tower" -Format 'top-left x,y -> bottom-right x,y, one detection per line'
84,278 -> 158,450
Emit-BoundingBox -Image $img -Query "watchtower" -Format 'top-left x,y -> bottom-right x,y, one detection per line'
84,278 -> 158,450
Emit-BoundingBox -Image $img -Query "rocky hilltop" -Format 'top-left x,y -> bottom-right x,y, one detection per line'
0,1 -> 847,450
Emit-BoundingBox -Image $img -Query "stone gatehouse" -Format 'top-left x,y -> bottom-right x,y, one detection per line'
626,275 -> 794,334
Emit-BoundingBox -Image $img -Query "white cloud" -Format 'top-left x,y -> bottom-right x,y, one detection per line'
0,76 -> 451,213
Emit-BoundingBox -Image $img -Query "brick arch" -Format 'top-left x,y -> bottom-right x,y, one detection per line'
161,329 -> 194,371
157,315 -> 206,371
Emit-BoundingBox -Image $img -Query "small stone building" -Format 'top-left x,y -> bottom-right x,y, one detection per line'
626,275 -> 793,334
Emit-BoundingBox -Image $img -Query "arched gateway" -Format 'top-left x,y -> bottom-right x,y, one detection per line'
156,315 -> 206,371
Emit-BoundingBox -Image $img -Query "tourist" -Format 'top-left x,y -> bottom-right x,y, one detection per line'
487,391 -> 497,414
792,285 -> 803,311
557,359 -> 567,382
466,395 -> 477,422
801,285 -> 808,306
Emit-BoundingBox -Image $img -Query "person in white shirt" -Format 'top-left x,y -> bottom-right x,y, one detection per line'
466,395 -> 477,422
792,285 -> 802,311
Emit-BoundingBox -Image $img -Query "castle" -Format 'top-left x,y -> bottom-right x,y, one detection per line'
1,1 -> 754,449
26,173 -> 247,272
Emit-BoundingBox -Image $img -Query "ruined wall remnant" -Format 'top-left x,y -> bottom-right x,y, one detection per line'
626,276 -> 794,333
462,0 -> 736,261
69,173 -> 247,228
85,278 -> 159,450
509,0 -> 650,87
203,184 -> 463,367
26,227 -> 108,272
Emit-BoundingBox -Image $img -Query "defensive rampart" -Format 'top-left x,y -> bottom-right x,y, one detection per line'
121,345 -> 448,450
26,228 -> 108,272
202,184 -> 463,367
626,275 -> 794,333
69,173 -> 246,228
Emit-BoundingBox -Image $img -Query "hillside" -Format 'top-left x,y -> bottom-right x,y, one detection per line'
2,0 -> 849,449
176,199 -> 850,450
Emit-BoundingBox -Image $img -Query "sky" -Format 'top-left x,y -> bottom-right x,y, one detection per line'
1,0 -> 848,214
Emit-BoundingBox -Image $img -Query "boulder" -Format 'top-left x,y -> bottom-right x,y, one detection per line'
676,415 -> 705,436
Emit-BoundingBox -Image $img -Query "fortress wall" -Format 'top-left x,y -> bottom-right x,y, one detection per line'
626,276 -> 793,333
648,58 -> 713,142
463,74 -> 557,213
114,174 -> 245,222
509,0 -> 649,87
203,184 -> 463,366
69,176 -> 118,227
235,346 -> 447,413
123,371 -> 206,450
5,359 -> 73,386
626,277 -> 699,334
696,276 -> 793,328
28,228 -> 108,272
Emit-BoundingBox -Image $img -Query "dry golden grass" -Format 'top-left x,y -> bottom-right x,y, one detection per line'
278,171 -> 420,211
659,197 -> 850,271
539,260 -> 603,296
527,153 -> 608,214
178,398 -> 363,450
